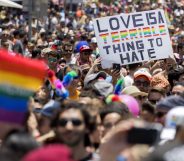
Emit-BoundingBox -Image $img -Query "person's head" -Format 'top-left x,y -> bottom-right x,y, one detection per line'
51,101 -> 91,147
31,49 -> 41,59
134,68 -> 152,93
122,86 -> 148,107
34,86 -> 51,105
171,82 -> 184,95
1,130 -> 39,159
100,102 -> 130,137
47,51 -> 58,71
148,87 -> 166,105
156,95 -> 184,125
168,67 -> 184,87
140,101 -> 155,123
62,42 -> 73,61
90,37 -> 97,50
79,45 -> 92,62
1,30 -> 10,40
165,57 -> 177,71
13,30 -> 20,39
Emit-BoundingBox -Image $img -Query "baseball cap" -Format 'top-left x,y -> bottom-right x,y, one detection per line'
134,68 -> 152,81
91,37 -> 97,43
122,86 -> 148,97
93,80 -> 113,97
22,144 -> 75,161
84,71 -> 107,87
79,45 -> 92,53
160,106 -> 184,140
75,41 -> 89,53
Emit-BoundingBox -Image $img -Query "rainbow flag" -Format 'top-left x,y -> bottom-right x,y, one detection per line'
111,32 -> 120,42
0,49 -> 46,125
159,25 -> 167,35
143,27 -> 152,37
99,33 -> 109,44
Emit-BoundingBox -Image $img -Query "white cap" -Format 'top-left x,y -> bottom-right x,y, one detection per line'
160,106 -> 184,140
91,37 -> 97,43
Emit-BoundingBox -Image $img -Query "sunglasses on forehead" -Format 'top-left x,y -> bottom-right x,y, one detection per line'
58,118 -> 83,127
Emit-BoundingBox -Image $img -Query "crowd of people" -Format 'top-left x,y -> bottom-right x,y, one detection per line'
0,0 -> 184,161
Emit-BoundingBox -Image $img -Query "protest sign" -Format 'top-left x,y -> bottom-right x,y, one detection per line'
93,10 -> 173,68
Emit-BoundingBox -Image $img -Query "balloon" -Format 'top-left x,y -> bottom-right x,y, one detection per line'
119,95 -> 140,117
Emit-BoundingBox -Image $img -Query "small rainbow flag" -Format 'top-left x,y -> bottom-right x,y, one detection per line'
143,27 -> 152,37
151,27 -> 159,36
111,32 -> 120,43
129,29 -> 138,39
137,28 -> 143,38
99,33 -> 109,44
120,30 -> 129,40
159,25 -> 167,35
0,49 -> 46,125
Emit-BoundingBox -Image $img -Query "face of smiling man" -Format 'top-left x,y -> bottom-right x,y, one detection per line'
55,108 -> 86,147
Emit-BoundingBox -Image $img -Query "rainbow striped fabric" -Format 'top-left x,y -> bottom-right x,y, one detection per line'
0,49 -> 46,125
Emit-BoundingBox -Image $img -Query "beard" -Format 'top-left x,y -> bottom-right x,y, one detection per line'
55,130 -> 86,147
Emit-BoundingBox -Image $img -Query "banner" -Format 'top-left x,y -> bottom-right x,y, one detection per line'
93,10 -> 173,68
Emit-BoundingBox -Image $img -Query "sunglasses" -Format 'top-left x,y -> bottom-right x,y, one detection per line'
135,80 -> 149,87
64,49 -> 73,52
81,51 -> 91,55
48,57 -> 57,63
58,118 -> 83,127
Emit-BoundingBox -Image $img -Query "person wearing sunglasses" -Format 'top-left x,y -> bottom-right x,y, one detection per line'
51,101 -> 95,161
133,68 -> 152,93
62,42 -> 75,65
76,45 -> 93,67
47,50 -> 58,72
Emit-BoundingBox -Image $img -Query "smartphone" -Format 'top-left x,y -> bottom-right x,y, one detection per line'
127,125 -> 162,145
113,63 -> 121,72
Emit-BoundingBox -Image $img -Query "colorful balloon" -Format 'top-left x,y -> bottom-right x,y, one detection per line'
119,95 -> 140,117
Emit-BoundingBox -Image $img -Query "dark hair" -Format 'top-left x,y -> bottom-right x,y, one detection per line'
100,102 -> 130,121
142,101 -> 155,115
1,130 -> 39,159
51,101 -> 92,147
168,67 -> 184,87
32,49 -> 41,58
